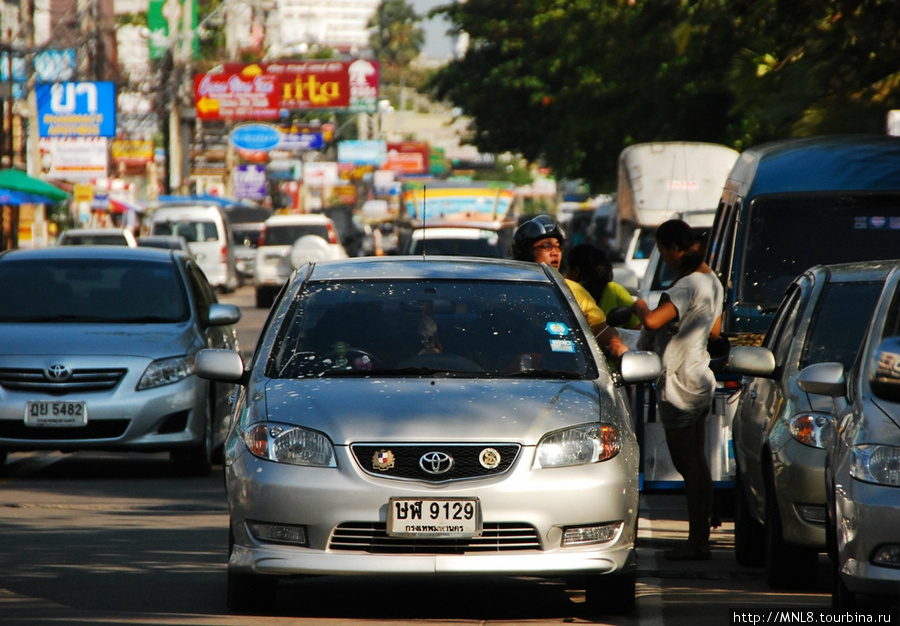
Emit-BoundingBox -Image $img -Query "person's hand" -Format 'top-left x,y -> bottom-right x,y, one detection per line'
607,336 -> 629,359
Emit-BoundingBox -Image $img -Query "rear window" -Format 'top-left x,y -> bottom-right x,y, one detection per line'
741,194 -> 900,307
153,219 -> 219,242
265,224 -> 329,245
267,279 -> 594,379
408,235 -> 503,258
801,280 -> 884,369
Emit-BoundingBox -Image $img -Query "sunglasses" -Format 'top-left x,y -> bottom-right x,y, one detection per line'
533,241 -> 562,252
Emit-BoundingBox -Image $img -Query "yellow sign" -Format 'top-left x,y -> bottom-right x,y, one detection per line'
73,183 -> 94,203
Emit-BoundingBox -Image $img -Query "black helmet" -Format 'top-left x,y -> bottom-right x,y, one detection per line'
511,215 -> 566,261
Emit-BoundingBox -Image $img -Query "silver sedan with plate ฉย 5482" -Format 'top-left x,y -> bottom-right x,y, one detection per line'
0,246 -> 241,476
197,255 -> 661,616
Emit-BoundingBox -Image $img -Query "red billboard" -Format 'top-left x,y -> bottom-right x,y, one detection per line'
194,60 -> 379,121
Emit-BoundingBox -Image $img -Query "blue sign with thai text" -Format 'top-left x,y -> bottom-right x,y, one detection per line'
230,124 -> 283,151
36,81 -> 116,137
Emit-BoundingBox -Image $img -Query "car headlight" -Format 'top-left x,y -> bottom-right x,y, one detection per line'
137,355 -> 195,390
849,444 -> 900,487
788,412 -> 833,448
242,422 -> 337,467
535,424 -> 620,468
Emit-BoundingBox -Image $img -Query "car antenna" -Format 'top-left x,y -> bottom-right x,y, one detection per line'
421,184 -> 427,259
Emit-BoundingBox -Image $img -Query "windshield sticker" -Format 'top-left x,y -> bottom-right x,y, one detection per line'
545,322 -> 569,336
549,339 -> 576,353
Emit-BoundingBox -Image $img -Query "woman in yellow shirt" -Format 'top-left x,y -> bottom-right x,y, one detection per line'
564,243 -> 642,330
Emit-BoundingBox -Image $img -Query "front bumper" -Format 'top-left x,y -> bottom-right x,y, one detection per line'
226,444 -> 639,579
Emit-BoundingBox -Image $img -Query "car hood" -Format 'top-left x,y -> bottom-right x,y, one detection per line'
0,322 -> 199,358
261,377 -> 607,444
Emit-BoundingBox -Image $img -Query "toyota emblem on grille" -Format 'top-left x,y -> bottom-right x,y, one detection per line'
419,451 -> 454,475
45,364 -> 71,381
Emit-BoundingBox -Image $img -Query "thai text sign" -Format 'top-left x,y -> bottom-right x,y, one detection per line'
36,82 -> 116,137
194,60 -> 379,121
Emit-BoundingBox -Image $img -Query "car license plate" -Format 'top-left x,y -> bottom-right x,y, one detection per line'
387,498 -> 482,538
24,401 -> 88,427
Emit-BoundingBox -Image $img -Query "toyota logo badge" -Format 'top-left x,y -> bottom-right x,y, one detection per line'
45,364 -> 71,381
419,451 -> 454,475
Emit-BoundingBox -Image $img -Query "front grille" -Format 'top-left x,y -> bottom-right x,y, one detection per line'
350,444 -> 520,482
0,368 -> 126,395
329,522 -> 541,553
0,419 -> 129,440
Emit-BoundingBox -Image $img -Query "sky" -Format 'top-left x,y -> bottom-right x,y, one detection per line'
409,0 -> 455,59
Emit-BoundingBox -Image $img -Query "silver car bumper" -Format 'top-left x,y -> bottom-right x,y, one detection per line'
837,478 -> 900,596
226,445 -> 639,578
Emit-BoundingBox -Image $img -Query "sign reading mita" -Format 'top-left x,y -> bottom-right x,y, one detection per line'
194,60 -> 379,121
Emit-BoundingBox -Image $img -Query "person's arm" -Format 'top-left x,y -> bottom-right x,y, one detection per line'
594,322 -> 628,358
633,295 -> 678,330
710,313 -> 723,340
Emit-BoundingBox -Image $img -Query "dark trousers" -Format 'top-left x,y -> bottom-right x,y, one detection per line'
665,413 -> 713,551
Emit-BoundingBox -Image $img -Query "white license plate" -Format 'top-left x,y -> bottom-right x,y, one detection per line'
387,498 -> 482,538
25,401 -> 88,427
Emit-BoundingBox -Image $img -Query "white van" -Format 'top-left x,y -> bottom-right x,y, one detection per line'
148,204 -> 239,292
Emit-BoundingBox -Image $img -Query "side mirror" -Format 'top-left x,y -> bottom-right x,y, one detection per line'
725,345 -> 775,377
606,305 -> 634,328
797,362 -> 846,398
197,348 -> 246,384
208,303 -> 242,327
869,337 -> 900,402
619,350 -> 662,385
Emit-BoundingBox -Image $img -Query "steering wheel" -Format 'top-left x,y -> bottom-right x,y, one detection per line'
322,347 -> 384,371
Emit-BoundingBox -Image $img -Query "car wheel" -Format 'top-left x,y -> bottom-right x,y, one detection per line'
765,482 -> 818,590
227,528 -> 277,613
734,469 -> 765,566
172,399 -> 213,477
584,572 -> 635,615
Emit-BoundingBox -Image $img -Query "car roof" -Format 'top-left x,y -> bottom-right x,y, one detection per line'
302,256 -> 553,283
805,259 -> 900,284
61,228 -> 131,235
1,246 -> 178,262
265,213 -> 332,225
411,227 -> 502,240
726,134 -> 900,196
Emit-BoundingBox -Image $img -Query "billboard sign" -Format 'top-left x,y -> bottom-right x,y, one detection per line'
194,60 -> 379,121
36,81 -> 116,137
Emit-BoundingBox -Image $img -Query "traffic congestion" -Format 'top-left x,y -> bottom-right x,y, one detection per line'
1,0 -> 900,623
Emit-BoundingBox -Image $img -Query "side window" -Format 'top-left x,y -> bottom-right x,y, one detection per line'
186,261 -> 217,325
762,282 -> 803,366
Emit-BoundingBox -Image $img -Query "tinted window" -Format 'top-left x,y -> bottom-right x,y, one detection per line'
0,259 -> 189,323
409,236 -> 503,258
801,280 -> 884,369
268,279 -> 593,379
265,224 -> 329,245
154,220 -> 219,242
741,195 -> 900,307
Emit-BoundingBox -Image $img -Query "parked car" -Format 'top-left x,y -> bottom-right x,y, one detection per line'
137,234 -> 192,254
58,227 -> 137,247
147,203 -> 239,293
725,261 -> 894,589
196,256 -> 662,615
253,213 -> 346,308
797,263 -> 900,611
404,219 -> 515,259
0,246 -> 242,476
222,204 -> 272,283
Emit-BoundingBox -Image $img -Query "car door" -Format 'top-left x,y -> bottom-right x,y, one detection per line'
733,279 -> 805,515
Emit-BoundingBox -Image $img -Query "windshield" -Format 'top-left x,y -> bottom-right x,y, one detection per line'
268,279 -> 594,379
800,281 -> 884,369
741,194 -> 900,306
0,259 -> 190,323
408,234 -> 503,258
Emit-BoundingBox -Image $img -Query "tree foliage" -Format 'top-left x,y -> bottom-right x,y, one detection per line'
369,0 -> 426,85
425,0 -> 900,190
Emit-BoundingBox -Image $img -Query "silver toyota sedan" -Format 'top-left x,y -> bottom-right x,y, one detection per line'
197,256 -> 661,615
0,246 -> 241,476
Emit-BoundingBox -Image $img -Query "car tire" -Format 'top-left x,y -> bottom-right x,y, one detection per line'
734,469 -> 765,566
765,482 -> 819,590
584,572 -> 636,615
171,398 -> 213,477
227,528 -> 277,613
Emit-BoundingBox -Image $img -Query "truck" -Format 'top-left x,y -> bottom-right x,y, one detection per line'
615,141 -> 739,279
